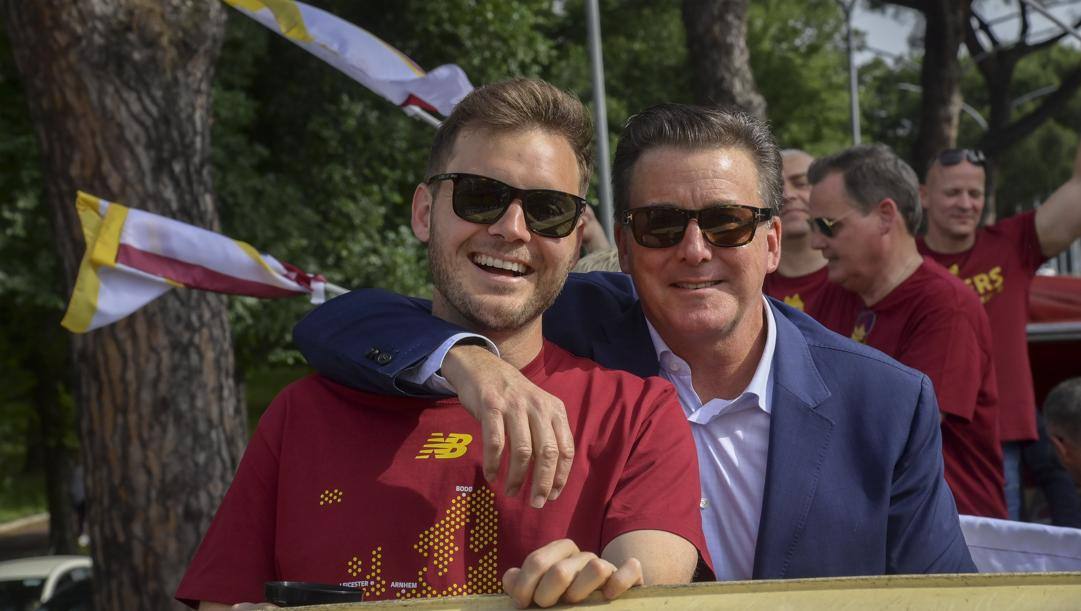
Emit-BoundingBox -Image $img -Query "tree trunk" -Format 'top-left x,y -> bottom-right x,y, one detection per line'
682,0 -> 767,118
1,2 -> 246,609
911,0 -> 970,178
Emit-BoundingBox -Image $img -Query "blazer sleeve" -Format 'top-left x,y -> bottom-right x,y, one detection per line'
292,288 -> 458,395
886,374 -> 977,574
292,273 -> 640,395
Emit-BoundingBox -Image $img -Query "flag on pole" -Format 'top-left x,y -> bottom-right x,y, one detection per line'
62,191 -> 333,334
223,0 -> 474,117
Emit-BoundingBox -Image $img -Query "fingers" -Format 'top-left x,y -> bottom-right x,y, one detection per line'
549,411 -> 575,501
527,409 -> 560,508
503,539 -> 580,608
479,407 -> 505,484
602,557 -> 644,600
550,556 -> 617,605
503,410 -> 533,497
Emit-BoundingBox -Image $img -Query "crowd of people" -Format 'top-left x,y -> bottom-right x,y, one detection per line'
175,78 -> 1081,609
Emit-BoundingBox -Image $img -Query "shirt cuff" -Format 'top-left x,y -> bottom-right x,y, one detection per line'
399,332 -> 499,393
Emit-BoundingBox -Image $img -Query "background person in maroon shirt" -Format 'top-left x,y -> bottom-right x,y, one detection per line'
805,143 -> 1006,518
918,144 -> 1081,523
764,150 -> 830,313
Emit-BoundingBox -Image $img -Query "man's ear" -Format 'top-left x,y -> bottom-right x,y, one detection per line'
765,216 -> 782,274
412,183 -> 433,243
877,198 -> 899,233
615,225 -> 632,274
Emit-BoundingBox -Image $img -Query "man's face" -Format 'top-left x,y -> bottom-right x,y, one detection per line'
617,146 -> 780,346
781,152 -> 814,239
413,127 -> 583,332
1050,430 -> 1081,488
921,160 -> 986,241
808,171 -> 884,295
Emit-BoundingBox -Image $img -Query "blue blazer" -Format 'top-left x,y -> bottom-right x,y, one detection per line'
294,272 -> 976,578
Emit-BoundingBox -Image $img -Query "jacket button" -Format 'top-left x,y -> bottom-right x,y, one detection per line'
376,352 -> 393,365
366,347 -> 379,359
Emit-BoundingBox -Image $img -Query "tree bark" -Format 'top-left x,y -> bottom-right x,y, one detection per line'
910,0 -> 970,178
682,0 -> 767,118
1,2 -> 245,609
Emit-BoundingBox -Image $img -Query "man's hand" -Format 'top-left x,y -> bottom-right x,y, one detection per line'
502,539 -> 643,608
442,345 -> 575,508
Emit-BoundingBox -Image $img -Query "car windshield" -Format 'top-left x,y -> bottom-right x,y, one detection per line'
0,577 -> 46,611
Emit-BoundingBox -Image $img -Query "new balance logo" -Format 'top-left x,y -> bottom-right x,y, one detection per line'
415,433 -> 473,459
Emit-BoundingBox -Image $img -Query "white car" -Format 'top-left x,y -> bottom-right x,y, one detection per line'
0,556 -> 92,611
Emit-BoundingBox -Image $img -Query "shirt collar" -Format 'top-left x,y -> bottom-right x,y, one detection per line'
645,295 -> 777,415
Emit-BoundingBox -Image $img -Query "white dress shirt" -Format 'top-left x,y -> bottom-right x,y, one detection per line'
647,296 -> 776,581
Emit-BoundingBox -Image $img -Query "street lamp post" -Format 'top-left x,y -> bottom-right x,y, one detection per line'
837,0 -> 861,145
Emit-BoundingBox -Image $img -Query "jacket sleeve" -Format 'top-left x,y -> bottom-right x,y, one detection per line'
292,273 -> 640,395
886,374 -> 977,574
292,288 -> 462,396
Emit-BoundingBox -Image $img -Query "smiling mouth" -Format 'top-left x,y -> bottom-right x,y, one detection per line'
472,253 -> 531,277
673,280 -> 721,289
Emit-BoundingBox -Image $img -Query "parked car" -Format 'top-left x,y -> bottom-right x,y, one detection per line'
0,556 -> 91,611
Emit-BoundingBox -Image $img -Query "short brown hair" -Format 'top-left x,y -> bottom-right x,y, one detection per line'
425,78 -> 594,194
1046,377 -> 1081,443
611,104 -> 782,221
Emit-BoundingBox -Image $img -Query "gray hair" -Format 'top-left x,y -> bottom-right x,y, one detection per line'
611,104 -> 782,222
807,143 -> 922,235
1045,377 -> 1081,443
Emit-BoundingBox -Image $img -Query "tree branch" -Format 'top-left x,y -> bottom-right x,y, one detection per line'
971,6 -> 1000,47
980,66 -> 1081,157
1019,0 -> 1031,43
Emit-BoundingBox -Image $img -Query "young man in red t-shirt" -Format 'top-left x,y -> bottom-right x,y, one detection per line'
763,150 -> 830,313
176,80 -> 707,609
805,144 -> 1006,519
917,145 -> 1081,521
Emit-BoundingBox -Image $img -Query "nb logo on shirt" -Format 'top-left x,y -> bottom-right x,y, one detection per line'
416,433 -> 473,459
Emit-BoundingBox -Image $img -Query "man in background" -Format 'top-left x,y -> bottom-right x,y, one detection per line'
918,144 -> 1081,521
764,149 -> 829,312
807,143 -> 1005,519
1045,378 -> 1081,490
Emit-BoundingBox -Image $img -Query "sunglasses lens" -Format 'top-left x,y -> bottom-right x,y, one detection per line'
632,207 -> 688,247
451,176 -> 510,224
523,193 -> 582,238
700,206 -> 757,247
810,218 -> 834,237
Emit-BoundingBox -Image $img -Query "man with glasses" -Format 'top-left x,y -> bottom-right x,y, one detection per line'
294,104 -> 975,578
918,145 -> 1081,523
176,79 -> 708,609
805,143 -> 1005,519
763,149 -> 830,313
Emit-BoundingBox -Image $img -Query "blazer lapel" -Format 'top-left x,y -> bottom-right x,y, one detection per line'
593,300 -> 660,378
753,302 -> 834,579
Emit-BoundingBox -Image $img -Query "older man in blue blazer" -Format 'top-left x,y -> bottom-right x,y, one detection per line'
294,104 -> 976,578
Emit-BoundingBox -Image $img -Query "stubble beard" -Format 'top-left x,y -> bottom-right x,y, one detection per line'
427,225 -> 574,334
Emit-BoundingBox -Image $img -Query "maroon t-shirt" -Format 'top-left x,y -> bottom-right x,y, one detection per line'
918,211 -> 1045,442
812,260 -> 1006,518
763,266 -> 829,313
175,341 -> 708,606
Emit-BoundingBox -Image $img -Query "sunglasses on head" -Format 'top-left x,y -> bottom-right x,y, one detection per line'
934,148 -> 986,168
621,204 -> 774,248
426,172 -> 586,239
807,207 -> 860,238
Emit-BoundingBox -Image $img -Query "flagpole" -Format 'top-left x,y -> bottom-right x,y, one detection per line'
585,0 -> 614,243
403,105 -> 443,128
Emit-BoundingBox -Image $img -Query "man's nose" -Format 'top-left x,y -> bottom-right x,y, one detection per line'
676,219 -> 712,264
488,200 -> 531,242
809,226 -> 828,251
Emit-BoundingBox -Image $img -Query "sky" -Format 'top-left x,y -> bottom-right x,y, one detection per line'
852,0 -> 1081,66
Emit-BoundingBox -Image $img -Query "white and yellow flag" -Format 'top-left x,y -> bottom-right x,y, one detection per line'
62,191 -> 335,334
224,0 -> 474,117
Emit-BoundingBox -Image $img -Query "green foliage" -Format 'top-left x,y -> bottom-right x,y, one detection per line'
748,0 -> 853,152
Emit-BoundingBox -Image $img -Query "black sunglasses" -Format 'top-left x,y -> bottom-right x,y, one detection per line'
807,208 -> 859,238
621,205 -> 774,248
426,173 -> 586,239
934,148 -> 986,168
